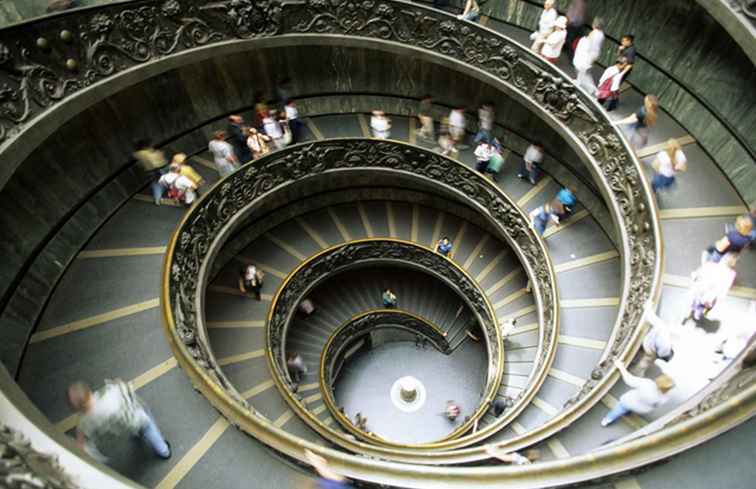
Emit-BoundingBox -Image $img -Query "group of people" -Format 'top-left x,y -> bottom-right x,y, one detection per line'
603,210 -> 755,427
133,142 -> 205,206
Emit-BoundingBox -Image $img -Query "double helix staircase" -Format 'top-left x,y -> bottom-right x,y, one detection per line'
0,1 -> 754,488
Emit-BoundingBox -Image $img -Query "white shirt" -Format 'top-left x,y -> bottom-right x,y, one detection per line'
541,29 -> 567,58
449,109 -> 466,129
285,105 -> 299,120
587,29 -> 605,62
78,381 -> 147,441
692,261 -> 736,306
263,117 -> 283,139
537,8 -> 557,36
598,65 -> 623,92
655,149 -> 687,177
618,373 -> 670,414
208,140 -> 234,166
478,107 -> 494,130
370,116 -> 390,133
643,324 -> 673,358
523,145 -> 543,164
474,144 -> 494,161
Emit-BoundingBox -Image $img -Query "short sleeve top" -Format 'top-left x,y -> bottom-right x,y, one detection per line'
726,229 -> 751,252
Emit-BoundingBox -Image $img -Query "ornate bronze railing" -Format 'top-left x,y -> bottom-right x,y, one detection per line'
266,239 -> 501,448
319,309 -> 452,441
166,137 -> 558,460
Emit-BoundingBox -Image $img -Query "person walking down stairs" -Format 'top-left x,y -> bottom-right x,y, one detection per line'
67,380 -> 172,463
238,264 -> 265,300
601,359 -> 675,427
382,288 -> 397,308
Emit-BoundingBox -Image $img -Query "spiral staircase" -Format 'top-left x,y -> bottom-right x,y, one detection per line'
0,1 -> 754,489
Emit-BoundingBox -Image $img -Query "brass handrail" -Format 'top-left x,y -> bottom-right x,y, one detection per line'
265,238 -> 503,449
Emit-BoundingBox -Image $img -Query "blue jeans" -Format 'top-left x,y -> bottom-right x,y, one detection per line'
473,129 -> 491,144
461,11 -> 480,22
150,167 -> 169,203
518,160 -> 540,184
533,209 -> 550,236
602,402 -> 631,426
652,173 -> 675,192
139,411 -> 170,458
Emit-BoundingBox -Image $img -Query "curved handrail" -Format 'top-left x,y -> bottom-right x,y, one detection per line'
172,137 -> 557,458
319,309 -> 453,442
265,238 -> 503,448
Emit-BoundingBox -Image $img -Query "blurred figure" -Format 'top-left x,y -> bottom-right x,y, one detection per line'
530,187 -> 576,236
159,163 -> 198,206
650,138 -> 687,193
238,263 -> 265,300
492,397 -> 511,417
448,107 -> 466,145
518,142 -> 544,185
287,353 -> 307,384
707,215 -> 753,262
484,147 -> 505,182
263,110 -> 285,149
247,128 -> 271,160
208,130 -> 238,177
572,17 -> 604,95
474,102 -> 495,144
370,110 -> 391,139
299,298 -> 316,317
616,34 -> 637,83
133,139 -> 168,206
354,412 -> 368,431
474,140 -> 495,173
564,0 -> 587,57
445,400 -> 461,421
601,359 -> 675,427
540,16 -> 568,64
417,95 -> 435,141
614,95 -> 659,150
684,253 -> 737,323
457,0 -> 480,22
227,115 -> 252,163
435,236 -> 453,257
171,153 -> 204,188
305,449 -> 352,489
485,445 -> 540,465
285,100 -> 303,143
382,288 -> 397,308
597,57 -> 628,111
436,117 -> 458,157
632,302 -> 675,376
67,379 -> 171,463
530,0 -> 557,53
47,0 -> 79,12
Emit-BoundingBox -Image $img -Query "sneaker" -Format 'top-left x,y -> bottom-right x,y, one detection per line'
600,417 -> 611,427
517,173 -> 524,179
161,441 -> 172,460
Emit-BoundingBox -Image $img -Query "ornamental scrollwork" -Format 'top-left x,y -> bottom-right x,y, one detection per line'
0,425 -> 78,489
166,138 -> 557,451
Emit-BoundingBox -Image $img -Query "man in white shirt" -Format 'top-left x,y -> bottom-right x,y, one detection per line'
370,110 -> 391,139
530,0 -> 557,53
518,143 -> 544,185
601,359 -> 675,426
573,17 -> 605,95
159,164 -> 197,205
68,380 -> 171,462
474,141 -> 495,172
208,130 -> 238,177
448,107 -> 466,144
285,100 -> 302,143
540,16 -> 568,63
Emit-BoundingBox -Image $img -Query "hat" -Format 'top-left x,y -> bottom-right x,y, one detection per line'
555,16 -> 568,29
171,153 -> 187,164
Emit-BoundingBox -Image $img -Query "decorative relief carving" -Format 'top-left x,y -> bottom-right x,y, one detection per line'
0,425 -> 78,489
670,367 -> 756,424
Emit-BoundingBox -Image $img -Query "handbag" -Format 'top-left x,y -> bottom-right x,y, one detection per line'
597,74 -> 617,100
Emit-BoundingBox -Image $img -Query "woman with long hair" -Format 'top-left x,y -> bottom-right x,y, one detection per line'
614,94 -> 659,149
650,138 -> 687,192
